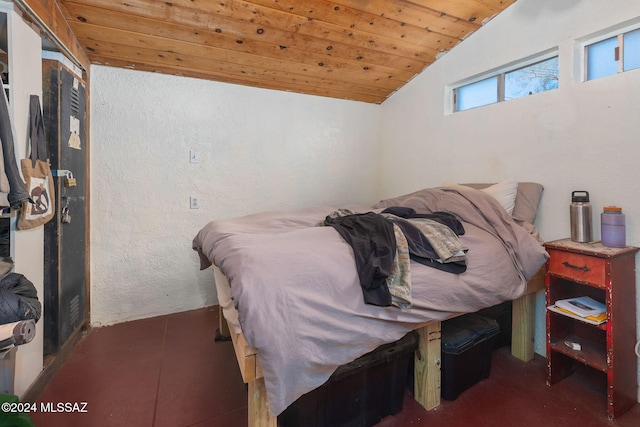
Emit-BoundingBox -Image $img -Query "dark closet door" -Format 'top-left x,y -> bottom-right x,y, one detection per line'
42,59 -> 87,356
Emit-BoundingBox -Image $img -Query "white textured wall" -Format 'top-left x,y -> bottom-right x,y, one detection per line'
90,67 -> 380,326
5,5 -> 44,398
379,0 -> 640,376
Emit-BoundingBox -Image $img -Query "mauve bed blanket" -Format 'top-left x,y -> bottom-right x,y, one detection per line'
192,186 -> 549,416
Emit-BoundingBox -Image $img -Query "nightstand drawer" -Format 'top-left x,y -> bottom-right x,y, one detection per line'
547,249 -> 606,286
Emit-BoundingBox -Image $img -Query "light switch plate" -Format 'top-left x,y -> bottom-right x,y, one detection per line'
189,149 -> 200,164
190,196 -> 200,209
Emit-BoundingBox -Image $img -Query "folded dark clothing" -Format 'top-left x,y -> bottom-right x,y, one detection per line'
381,206 -> 465,235
389,218 -> 467,274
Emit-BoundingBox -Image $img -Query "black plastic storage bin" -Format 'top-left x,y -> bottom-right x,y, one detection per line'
441,313 -> 500,401
476,300 -> 512,350
278,330 -> 418,427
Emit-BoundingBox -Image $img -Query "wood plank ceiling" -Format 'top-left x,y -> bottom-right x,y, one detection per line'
58,0 -> 516,104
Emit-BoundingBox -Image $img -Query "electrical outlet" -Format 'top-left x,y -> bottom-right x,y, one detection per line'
190,196 -> 201,209
189,149 -> 200,164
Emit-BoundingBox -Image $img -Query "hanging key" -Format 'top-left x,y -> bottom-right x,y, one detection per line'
61,206 -> 71,224
64,171 -> 77,187
61,198 -> 71,224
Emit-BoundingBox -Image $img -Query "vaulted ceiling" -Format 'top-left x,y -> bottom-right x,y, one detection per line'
57,0 -> 516,104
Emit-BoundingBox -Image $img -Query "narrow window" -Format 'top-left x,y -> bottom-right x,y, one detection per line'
456,77 -> 498,111
505,57 -> 559,100
586,26 -> 640,80
623,28 -> 640,72
586,36 -> 618,80
453,54 -> 558,112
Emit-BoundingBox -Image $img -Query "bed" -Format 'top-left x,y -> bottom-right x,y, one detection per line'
193,181 -> 549,427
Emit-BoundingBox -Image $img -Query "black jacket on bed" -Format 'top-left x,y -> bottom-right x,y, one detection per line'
325,212 -> 396,306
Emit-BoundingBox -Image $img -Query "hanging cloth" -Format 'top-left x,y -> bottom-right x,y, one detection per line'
0,87 -> 31,208
17,95 -> 55,230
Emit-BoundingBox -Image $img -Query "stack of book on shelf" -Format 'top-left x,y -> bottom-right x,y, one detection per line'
548,296 -> 607,325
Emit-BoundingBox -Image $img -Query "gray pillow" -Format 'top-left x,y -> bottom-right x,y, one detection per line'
460,182 -> 544,224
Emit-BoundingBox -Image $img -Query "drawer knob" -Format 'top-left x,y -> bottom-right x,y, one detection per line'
562,261 -> 590,272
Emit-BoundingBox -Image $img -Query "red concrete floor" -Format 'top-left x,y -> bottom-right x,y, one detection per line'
28,307 -> 640,427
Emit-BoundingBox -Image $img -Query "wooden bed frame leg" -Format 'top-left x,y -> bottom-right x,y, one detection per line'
414,321 -> 441,411
248,377 -> 277,427
218,305 -> 231,339
511,292 -> 536,362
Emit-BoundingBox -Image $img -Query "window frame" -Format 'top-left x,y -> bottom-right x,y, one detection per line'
449,50 -> 559,113
580,22 -> 640,82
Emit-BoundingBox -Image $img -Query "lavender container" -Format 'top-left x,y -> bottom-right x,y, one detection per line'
601,206 -> 625,248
